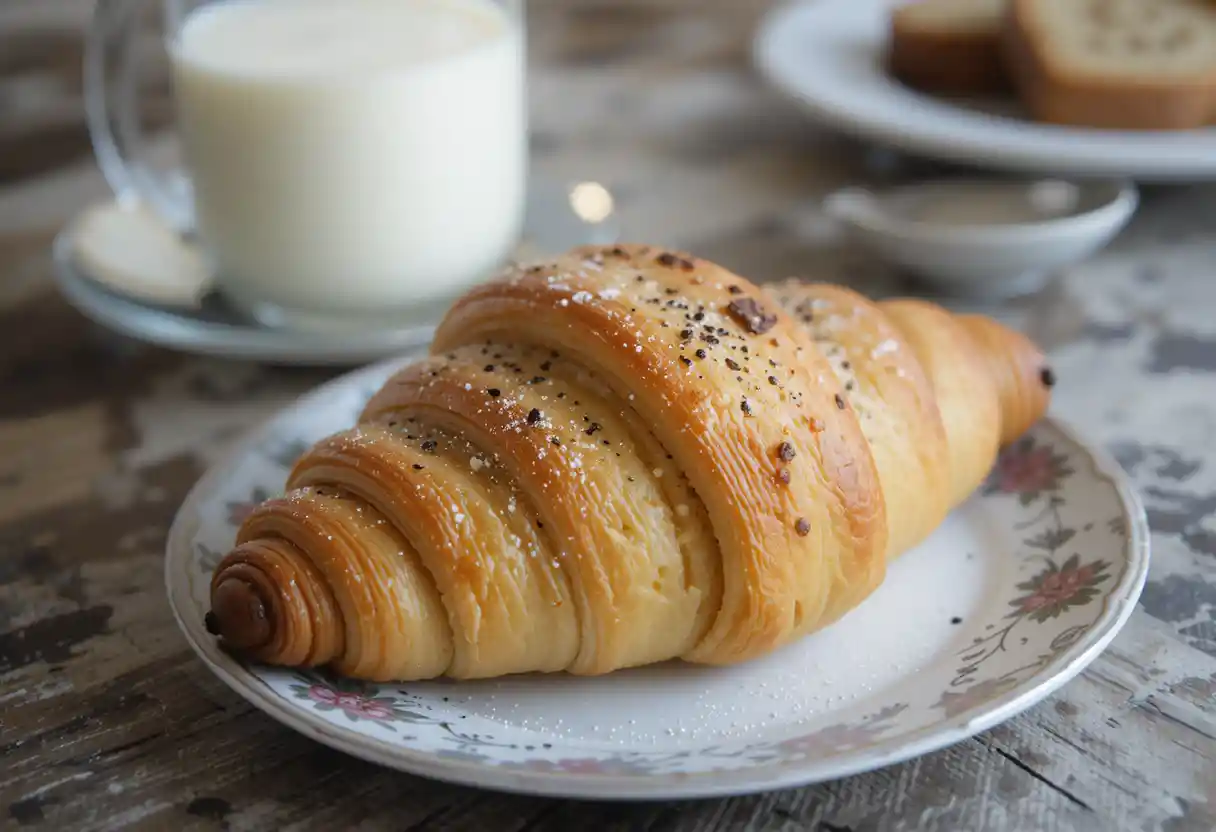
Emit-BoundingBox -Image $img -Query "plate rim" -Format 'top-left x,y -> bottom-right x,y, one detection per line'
752,0 -> 1216,182
165,353 -> 1150,800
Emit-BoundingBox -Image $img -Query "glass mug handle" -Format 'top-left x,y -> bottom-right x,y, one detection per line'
84,0 -> 193,232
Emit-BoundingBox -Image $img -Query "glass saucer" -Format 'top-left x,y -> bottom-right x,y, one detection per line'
51,179 -> 621,366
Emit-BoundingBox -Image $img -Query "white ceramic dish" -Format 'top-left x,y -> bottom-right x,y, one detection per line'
166,351 -> 1149,800
824,178 -> 1139,298
753,0 -> 1216,182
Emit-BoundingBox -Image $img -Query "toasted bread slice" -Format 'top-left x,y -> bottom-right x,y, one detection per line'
888,0 -> 1009,95
1003,0 -> 1216,129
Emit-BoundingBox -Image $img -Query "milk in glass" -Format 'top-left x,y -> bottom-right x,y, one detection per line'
170,0 -> 525,320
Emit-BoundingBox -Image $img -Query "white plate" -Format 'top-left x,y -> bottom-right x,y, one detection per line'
166,352 -> 1149,799
753,0 -> 1216,182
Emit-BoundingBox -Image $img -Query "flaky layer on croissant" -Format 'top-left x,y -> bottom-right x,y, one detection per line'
205,245 -> 1053,681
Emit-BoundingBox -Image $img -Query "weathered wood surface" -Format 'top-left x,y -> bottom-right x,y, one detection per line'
0,1 -> 1213,830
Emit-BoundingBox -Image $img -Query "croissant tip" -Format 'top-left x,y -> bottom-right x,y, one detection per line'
209,576 -> 274,652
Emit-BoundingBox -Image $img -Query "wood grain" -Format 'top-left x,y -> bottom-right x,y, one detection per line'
0,1 -> 1213,831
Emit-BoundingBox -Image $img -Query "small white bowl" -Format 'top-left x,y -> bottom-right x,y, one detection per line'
824,178 -> 1138,298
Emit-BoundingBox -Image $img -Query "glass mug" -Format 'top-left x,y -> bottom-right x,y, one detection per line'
85,0 -> 527,331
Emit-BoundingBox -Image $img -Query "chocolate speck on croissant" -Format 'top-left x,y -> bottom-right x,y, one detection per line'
726,297 -> 778,335
654,251 -> 695,271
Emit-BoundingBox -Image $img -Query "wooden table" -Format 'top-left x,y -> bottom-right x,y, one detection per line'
1,2 -> 1214,829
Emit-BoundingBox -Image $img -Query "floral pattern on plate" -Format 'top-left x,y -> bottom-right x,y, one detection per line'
166,356 -> 1149,798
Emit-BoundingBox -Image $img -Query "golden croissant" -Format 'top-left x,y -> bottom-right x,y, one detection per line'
205,244 -> 1053,681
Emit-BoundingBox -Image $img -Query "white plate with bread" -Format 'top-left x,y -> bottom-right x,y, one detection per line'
754,0 -> 1216,181
168,244 -> 1148,797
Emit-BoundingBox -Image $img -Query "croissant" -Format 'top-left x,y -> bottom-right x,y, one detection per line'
205,244 -> 1053,681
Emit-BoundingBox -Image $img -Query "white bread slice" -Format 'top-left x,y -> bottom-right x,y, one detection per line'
1003,0 -> 1216,129
888,0 -> 1009,95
